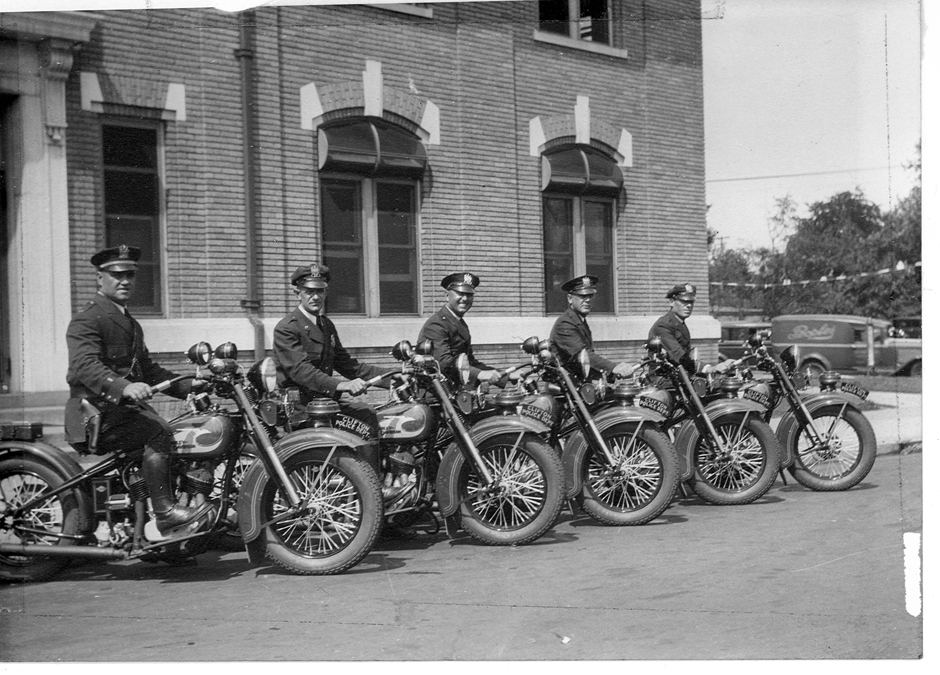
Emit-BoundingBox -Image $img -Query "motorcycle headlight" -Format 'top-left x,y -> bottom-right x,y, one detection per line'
521,335 -> 541,355
215,342 -> 238,360
415,339 -> 433,356
391,340 -> 414,362
578,382 -> 597,405
781,345 -> 798,371
187,342 -> 212,366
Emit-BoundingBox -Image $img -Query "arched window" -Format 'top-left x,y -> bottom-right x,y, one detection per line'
318,119 -> 426,316
541,145 -> 623,314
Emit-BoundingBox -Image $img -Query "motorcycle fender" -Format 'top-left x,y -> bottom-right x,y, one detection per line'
703,398 -> 767,418
436,417 -> 548,518
237,429 -> 369,543
774,395 -> 863,470
671,419 -> 699,482
561,410 -> 659,499
0,440 -> 96,531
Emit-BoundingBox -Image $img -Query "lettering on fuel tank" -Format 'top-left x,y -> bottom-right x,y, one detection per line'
520,404 -> 553,428
639,396 -> 668,417
786,324 -> 836,341
743,388 -> 772,409
334,414 -> 372,440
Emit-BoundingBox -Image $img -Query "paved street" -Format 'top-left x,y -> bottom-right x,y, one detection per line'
0,448 -> 922,662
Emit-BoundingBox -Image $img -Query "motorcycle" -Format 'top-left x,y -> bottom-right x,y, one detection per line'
0,342 -> 383,582
317,339 -> 565,546
721,331 -> 877,491
470,336 -> 678,526
639,337 -> 781,505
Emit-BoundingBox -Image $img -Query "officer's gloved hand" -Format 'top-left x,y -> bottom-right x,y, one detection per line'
612,362 -> 632,378
122,381 -> 153,402
476,370 -> 499,384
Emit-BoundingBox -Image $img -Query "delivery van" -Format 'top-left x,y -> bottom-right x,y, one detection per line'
718,321 -> 771,361
770,314 -> 920,377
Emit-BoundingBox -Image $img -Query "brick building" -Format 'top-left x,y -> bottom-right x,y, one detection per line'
0,1 -> 716,397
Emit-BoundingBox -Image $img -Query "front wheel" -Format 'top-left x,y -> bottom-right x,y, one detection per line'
577,424 -> 678,525
0,457 -> 85,582
690,415 -> 779,505
456,434 -> 563,546
788,406 -> 876,490
260,448 -> 382,575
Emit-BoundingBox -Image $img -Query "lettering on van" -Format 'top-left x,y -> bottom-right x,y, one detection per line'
786,324 -> 836,341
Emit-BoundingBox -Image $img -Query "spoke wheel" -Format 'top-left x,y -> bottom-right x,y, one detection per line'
456,433 -> 563,545
0,458 -> 83,582
578,425 -> 678,525
261,448 -> 381,575
691,415 -> 779,505
788,407 -> 876,490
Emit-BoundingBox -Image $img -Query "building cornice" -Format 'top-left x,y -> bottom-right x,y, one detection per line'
0,11 -> 100,44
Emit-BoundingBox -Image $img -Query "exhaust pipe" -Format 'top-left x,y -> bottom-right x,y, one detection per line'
0,544 -> 128,561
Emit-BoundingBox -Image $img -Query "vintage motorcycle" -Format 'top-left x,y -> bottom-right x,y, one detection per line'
466,336 -> 679,526
319,339 -> 566,546
0,342 -> 383,582
719,331 -> 877,491
636,337 -> 781,505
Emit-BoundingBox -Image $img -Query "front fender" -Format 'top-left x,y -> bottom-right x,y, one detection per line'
436,417 -> 548,518
237,428 -> 370,543
561,408 -> 663,498
0,440 -> 95,533
775,395 -> 864,469
672,407 -> 766,481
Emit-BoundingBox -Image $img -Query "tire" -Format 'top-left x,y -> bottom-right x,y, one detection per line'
801,360 -> 826,385
908,361 -> 922,377
260,448 -> 382,575
787,406 -> 877,491
577,424 -> 678,525
0,458 -> 84,583
690,415 -> 780,505
455,433 -> 564,546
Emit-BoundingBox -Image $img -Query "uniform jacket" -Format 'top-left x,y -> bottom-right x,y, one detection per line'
273,308 -> 385,399
65,293 -> 183,442
417,305 -> 493,384
550,307 -> 617,375
648,310 -> 695,372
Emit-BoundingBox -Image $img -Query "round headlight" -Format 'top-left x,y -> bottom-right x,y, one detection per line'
415,339 -> 433,356
646,337 -> 663,353
187,342 -> 212,366
521,336 -> 541,355
215,342 -> 238,360
391,340 -> 414,362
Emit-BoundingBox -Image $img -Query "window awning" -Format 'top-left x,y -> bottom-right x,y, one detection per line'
541,146 -> 623,197
318,119 -> 427,178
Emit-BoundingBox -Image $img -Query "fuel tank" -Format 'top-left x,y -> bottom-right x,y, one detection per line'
518,391 -> 559,429
636,386 -> 674,422
170,412 -> 238,459
740,381 -> 776,412
377,401 -> 436,442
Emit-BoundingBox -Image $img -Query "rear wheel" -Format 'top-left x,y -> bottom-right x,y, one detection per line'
577,424 -> 678,525
456,433 -> 563,545
691,415 -> 779,505
0,458 -> 84,583
788,406 -> 876,490
261,448 -> 382,575
800,360 -> 826,385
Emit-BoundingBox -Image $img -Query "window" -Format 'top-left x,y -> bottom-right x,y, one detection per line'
541,144 -> 622,314
543,196 -> 614,313
318,120 -> 424,316
538,0 -> 610,45
102,124 -> 162,313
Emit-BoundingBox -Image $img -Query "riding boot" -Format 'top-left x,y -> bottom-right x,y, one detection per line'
141,445 -> 205,534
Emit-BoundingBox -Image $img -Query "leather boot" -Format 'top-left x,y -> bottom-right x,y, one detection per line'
142,445 -> 208,535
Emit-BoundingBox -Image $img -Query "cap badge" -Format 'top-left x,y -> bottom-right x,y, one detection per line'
463,274 -> 474,285
684,283 -> 693,293
118,245 -> 130,259
582,276 -> 593,288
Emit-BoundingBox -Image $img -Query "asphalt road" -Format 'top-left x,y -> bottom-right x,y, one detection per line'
0,450 -> 922,663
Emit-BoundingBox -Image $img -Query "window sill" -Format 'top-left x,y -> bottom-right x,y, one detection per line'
532,30 -> 629,59
369,3 -> 433,19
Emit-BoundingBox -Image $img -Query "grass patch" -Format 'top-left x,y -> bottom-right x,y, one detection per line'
843,374 -> 921,395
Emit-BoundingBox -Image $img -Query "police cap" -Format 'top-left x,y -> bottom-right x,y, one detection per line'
291,263 -> 331,289
91,245 -> 140,272
441,272 -> 480,294
666,283 -> 697,301
561,275 -> 599,295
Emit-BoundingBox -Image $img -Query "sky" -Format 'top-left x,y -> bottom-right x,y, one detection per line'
701,0 -> 923,254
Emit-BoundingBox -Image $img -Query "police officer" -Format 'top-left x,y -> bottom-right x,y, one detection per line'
550,275 -> 633,378
65,245 -> 209,536
417,272 -> 501,387
648,283 -> 732,373
272,263 -> 388,473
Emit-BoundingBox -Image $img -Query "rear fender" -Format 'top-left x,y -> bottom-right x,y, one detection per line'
436,416 -> 548,518
561,409 -> 661,498
0,440 -> 95,532
237,428 -> 369,543
775,396 -> 865,469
